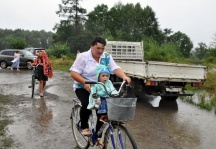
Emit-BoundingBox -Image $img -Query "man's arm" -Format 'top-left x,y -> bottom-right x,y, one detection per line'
113,68 -> 131,83
71,71 -> 91,92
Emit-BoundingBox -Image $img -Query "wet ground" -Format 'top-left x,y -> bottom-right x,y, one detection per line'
0,68 -> 216,149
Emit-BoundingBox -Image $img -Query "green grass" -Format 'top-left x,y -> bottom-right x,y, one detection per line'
182,69 -> 216,111
50,57 -> 74,71
202,71 -> 216,93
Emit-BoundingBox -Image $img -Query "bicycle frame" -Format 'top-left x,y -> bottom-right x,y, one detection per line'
73,98 -> 127,149
71,81 -> 137,149
31,64 -> 39,98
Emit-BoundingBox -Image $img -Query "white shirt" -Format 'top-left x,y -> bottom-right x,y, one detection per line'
70,49 -> 120,90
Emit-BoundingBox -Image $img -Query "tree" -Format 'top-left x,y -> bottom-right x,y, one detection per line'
141,6 -> 160,41
7,37 -> 26,49
0,29 -> 53,49
194,42 -> 208,59
85,3 -> 161,42
54,0 -> 91,54
160,28 -> 173,43
85,4 -> 109,37
55,0 -> 87,32
169,31 -> 193,58
209,33 -> 216,48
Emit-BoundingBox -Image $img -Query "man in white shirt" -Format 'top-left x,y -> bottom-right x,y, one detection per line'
70,37 -> 131,146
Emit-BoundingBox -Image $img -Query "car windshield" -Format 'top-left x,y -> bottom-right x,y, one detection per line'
21,50 -> 35,56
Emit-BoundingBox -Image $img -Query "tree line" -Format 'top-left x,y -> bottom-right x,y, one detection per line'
1,1 -> 216,64
0,29 -> 53,50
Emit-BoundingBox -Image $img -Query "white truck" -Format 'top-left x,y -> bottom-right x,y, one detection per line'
105,40 -> 207,100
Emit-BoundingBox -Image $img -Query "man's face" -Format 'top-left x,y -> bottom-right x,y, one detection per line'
99,72 -> 109,83
91,43 -> 105,58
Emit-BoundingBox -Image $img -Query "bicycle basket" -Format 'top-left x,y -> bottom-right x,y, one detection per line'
106,97 -> 137,121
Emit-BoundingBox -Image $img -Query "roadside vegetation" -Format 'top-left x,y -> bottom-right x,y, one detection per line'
182,70 -> 216,113
50,57 -> 74,71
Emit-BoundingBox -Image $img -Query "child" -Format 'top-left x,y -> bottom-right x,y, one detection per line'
11,51 -> 20,71
87,64 -> 118,113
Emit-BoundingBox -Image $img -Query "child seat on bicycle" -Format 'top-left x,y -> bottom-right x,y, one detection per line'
87,64 -> 118,114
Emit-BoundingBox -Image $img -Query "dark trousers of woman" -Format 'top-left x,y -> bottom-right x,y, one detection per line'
75,88 -> 103,136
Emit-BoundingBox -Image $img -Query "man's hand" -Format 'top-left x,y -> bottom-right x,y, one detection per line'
114,68 -> 131,84
122,76 -> 131,84
84,84 -> 91,92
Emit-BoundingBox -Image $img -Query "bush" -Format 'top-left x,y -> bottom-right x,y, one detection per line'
143,38 -> 182,62
203,71 -> 216,93
47,43 -> 70,58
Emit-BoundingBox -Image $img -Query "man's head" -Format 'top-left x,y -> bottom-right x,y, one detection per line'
91,37 -> 106,47
91,37 -> 106,58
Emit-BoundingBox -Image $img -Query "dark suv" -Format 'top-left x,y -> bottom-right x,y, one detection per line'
23,47 -> 46,55
0,49 -> 37,69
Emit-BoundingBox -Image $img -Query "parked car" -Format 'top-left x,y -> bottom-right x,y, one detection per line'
0,49 -> 37,69
23,47 -> 46,55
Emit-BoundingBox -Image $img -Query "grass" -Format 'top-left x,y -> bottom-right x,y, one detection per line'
202,71 -> 216,93
0,94 -> 13,148
183,69 -> 216,111
195,71 -> 216,111
50,57 -> 74,71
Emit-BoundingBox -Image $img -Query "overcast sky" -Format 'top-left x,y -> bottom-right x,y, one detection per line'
0,0 -> 216,47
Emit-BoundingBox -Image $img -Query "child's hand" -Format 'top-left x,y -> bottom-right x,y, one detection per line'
92,93 -> 98,99
96,100 -> 101,105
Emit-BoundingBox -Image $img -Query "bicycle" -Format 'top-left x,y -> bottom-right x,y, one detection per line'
70,81 -> 138,149
30,64 -> 39,98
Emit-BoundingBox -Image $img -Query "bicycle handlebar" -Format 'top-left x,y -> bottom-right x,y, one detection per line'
84,81 -> 97,84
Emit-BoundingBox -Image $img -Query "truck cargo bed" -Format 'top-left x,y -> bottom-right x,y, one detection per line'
116,60 -> 207,82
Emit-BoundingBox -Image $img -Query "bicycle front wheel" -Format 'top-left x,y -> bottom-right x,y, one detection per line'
31,75 -> 35,98
71,105 -> 89,149
104,123 -> 138,149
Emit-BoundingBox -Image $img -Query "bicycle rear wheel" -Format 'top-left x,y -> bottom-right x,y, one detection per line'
31,75 -> 35,98
71,104 -> 89,149
104,123 -> 137,149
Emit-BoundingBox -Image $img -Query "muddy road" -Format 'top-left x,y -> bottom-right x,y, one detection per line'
0,68 -> 216,149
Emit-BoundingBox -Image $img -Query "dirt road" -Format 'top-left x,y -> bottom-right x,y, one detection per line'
0,69 -> 216,149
